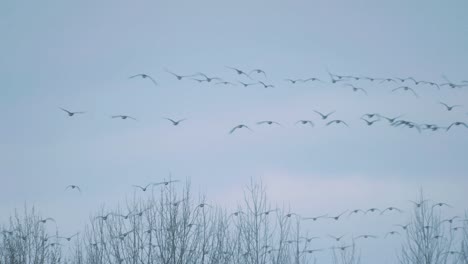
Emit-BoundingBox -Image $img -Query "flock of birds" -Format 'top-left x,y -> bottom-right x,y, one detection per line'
59,67 -> 468,134
3,179 -> 466,258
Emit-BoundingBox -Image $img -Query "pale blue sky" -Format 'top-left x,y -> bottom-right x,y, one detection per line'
1,0 -> 468,263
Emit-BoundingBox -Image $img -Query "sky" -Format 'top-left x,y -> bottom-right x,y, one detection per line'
1,0 -> 468,263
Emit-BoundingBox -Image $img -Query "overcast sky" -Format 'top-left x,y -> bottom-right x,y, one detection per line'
1,0 -> 468,263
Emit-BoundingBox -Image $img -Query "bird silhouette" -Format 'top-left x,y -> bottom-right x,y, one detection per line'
366,208 -> 381,214
257,120 -> 283,127
58,233 -> 79,242
249,69 -> 267,78
384,231 -> 401,238
361,118 -> 380,126
37,218 -> 55,224
314,110 -> 335,120
216,81 -> 237,86
154,180 -> 179,186
133,183 -> 155,192
432,202 -> 452,209
238,81 -> 258,87
326,120 -> 349,127
441,216 -> 460,224
66,185 -> 81,193
95,213 -> 113,221
394,224 -> 410,231
226,66 -> 252,79
196,73 -> 222,82
345,84 -> 368,95
300,236 -> 320,242
392,86 -> 419,98
285,79 -> 302,84
111,115 -> 137,121
355,234 -> 378,240
328,211 -> 348,221
302,249 -> 323,254
259,209 -> 277,216
328,234 -> 346,241
230,124 -> 253,134
129,74 -> 158,86
164,118 -> 187,126
303,77 -> 323,83
165,69 -> 195,80
60,108 -> 85,117
258,81 -> 274,88
439,102 -> 462,111
446,122 -> 468,131
380,207 -> 403,214
380,115 -> 403,124
348,209 -> 365,216
302,214 -> 327,221
295,120 -> 314,127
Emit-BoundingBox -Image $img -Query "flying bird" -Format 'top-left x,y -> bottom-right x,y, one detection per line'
226,66 -> 252,79
361,118 -> 380,126
392,86 -> 419,98
302,249 -> 323,254
384,231 -> 401,238
348,209 -> 365,216
446,122 -> 468,131
249,69 -> 267,78
58,233 -> 79,242
380,115 -> 403,124
216,81 -> 237,86
164,118 -> 187,126
37,218 -> 55,224
328,234 -> 346,242
345,84 -> 368,95
133,183 -> 155,192
66,185 -> 81,193
165,69 -> 195,80
229,124 -> 253,134
366,208 -> 381,214
355,234 -> 378,240
295,120 -> 314,127
258,81 -> 274,88
111,115 -> 137,121
154,180 -> 179,186
95,213 -> 113,221
394,224 -> 410,231
326,120 -> 349,127
380,207 -> 403,214
302,214 -> 327,221
59,108 -> 85,117
314,110 -> 335,120
238,81 -> 258,87
432,202 -> 452,209
259,209 -> 278,216
300,236 -> 320,242
408,200 -> 429,208
285,79 -> 303,84
129,74 -> 158,86
439,102 -> 462,111
196,73 -> 222,82
441,216 -> 460,224
303,77 -> 323,83
257,120 -> 283,127
328,211 -> 348,221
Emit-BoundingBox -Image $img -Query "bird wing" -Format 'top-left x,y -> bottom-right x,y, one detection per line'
59,108 -> 72,114
129,74 -> 143,79
229,126 -> 239,134
146,75 -> 158,86
164,118 -> 176,124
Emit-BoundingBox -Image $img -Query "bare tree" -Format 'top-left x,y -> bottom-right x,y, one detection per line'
398,191 -> 457,264
0,206 -> 62,264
